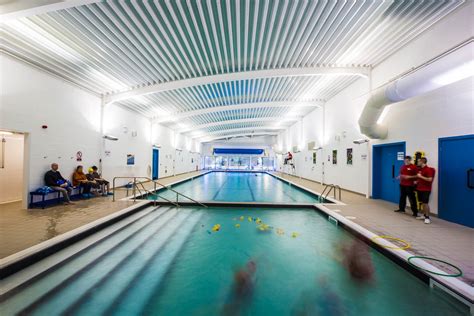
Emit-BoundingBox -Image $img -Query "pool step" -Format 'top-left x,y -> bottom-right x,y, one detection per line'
2,206 -> 174,315
22,207 -> 182,315
1,205 -> 158,296
66,208 -> 202,315
106,208 -> 203,316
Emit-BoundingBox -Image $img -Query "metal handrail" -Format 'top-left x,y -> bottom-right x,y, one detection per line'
321,184 -> 342,201
112,176 -> 207,208
136,181 -> 179,207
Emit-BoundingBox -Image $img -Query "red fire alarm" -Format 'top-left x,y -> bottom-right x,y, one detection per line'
42,125 -> 48,129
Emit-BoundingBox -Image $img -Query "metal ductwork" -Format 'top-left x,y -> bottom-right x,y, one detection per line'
359,40 -> 473,139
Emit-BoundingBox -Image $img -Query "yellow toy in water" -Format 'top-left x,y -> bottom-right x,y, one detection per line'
276,228 -> 285,235
239,216 -> 244,221
257,223 -> 271,231
235,223 -> 241,228
248,216 -> 252,222
255,218 -> 262,224
291,232 -> 299,238
212,224 -> 221,232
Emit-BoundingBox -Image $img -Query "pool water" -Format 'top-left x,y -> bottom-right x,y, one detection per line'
1,207 -> 467,315
149,172 -> 325,203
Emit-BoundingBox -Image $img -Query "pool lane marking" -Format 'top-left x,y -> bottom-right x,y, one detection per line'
212,178 -> 228,200
281,186 -> 297,202
246,177 -> 256,202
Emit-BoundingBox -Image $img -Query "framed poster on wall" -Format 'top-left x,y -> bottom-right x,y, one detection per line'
332,150 -> 337,165
347,148 -> 353,165
312,152 -> 316,164
127,154 -> 135,165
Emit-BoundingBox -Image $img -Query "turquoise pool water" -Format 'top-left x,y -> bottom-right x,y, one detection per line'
149,171 -> 325,203
1,207 -> 467,315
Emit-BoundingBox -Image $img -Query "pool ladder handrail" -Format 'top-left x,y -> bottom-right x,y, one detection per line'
321,184 -> 342,202
112,176 -> 207,208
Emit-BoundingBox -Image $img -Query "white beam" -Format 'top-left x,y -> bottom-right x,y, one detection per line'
192,126 -> 285,140
154,100 -> 322,123
0,0 -> 100,22
105,66 -> 369,104
201,132 -> 279,143
177,116 -> 300,134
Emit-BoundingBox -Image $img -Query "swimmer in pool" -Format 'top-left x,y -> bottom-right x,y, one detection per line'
221,260 -> 257,315
292,277 -> 345,316
341,239 -> 374,283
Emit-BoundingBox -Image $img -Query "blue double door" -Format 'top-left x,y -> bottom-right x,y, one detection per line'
373,142 -> 405,203
438,135 -> 474,228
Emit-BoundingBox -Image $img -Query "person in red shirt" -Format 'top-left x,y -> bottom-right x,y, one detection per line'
415,157 -> 436,224
284,151 -> 293,165
395,156 -> 418,216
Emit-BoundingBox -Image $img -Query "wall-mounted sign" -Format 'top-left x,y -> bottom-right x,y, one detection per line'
105,150 -> 111,157
312,152 -> 316,164
76,151 -> 82,162
332,150 -> 337,165
361,154 -> 367,160
127,154 -> 135,165
397,152 -> 405,161
347,148 -> 353,165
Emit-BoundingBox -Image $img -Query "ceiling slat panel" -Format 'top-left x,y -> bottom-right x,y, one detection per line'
1,0 -> 465,139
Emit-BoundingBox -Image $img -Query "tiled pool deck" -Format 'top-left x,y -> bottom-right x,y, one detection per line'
1,170 -> 472,289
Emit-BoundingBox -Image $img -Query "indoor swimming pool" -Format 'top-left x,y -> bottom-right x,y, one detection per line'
0,206 -> 467,315
147,171 -> 327,203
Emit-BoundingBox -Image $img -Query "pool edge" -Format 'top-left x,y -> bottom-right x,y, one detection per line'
313,203 -> 474,308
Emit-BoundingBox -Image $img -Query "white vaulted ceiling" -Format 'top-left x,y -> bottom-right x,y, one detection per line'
0,0 -> 465,142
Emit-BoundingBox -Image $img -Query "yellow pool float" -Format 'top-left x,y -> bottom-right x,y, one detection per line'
291,232 -> 299,238
212,224 -> 221,232
239,216 -> 244,221
255,218 -> 262,224
276,228 -> 285,235
248,216 -> 252,222
235,223 -> 241,228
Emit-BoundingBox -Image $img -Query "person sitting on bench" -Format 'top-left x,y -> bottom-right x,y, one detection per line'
87,166 -> 112,196
73,165 -> 96,198
44,163 -> 74,205
284,151 -> 293,165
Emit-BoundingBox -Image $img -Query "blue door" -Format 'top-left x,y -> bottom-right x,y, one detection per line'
439,135 -> 474,228
373,142 -> 405,203
152,148 -> 159,180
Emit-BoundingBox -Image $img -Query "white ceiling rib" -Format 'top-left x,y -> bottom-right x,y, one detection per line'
0,0 -> 465,141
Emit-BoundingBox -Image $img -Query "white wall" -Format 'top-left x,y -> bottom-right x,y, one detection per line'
151,123 -> 201,178
276,3 -> 474,213
0,55 -> 202,205
0,54 -> 102,202
102,104 -> 153,185
0,134 -> 24,203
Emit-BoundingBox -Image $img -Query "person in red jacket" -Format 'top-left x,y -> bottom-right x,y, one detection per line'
415,157 -> 436,224
284,151 -> 293,165
395,156 -> 418,216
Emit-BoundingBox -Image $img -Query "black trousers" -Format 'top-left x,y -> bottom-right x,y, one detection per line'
399,185 -> 418,214
81,182 -> 92,194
